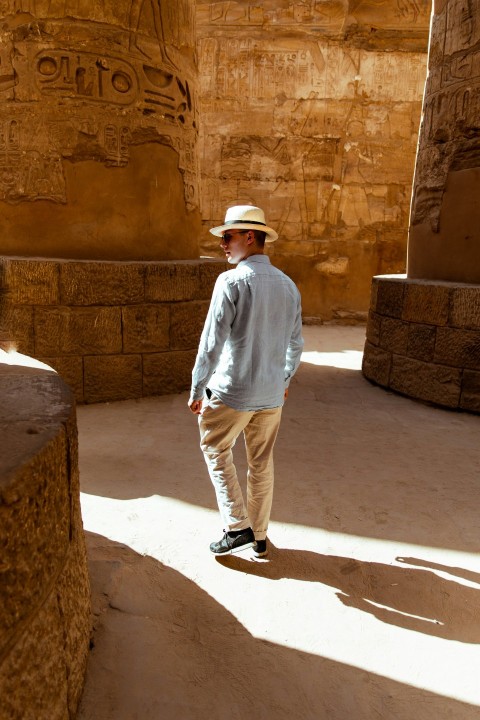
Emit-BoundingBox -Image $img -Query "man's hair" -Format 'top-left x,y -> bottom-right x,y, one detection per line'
252,229 -> 266,248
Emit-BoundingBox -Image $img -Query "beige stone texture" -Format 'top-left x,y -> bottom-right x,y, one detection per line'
84,354 -> 143,404
60,262 -> 145,306
122,304 -> 170,354
365,310 -> 381,345
196,3 -> 430,318
170,301 -> 210,350
450,287 -> 480,329
402,282 -> 450,325
37,356 -> 85,404
378,317 -> 409,355
434,328 -> 480,370
0,361 -> 91,720
1,259 -> 60,306
390,355 -> 461,408
35,306 -> 123,356
408,1 -> 480,283
373,276 -> 405,318
0,258 -> 226,404
361,341 -> 391,387
460,370 -> 480,413
143,349 -> 197,395
0,2 -> 201,261
406,323 -> 436,363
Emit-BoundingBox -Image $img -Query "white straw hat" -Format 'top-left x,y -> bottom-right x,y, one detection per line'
210,205 -> 278,243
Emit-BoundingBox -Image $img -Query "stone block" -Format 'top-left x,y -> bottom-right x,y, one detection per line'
145,262 -> 200,302
1,258 -> 60,305
435,327 -> 480,370
460,370 -> 480,413
122,304 -> 170,353
1,305 -> 35,355
35,307 -> 122,356
390,355 -> 461,407
450,287 -> 480,329
198,260 -> 228,300
60,262 -> 145,306
369,280 -> 379,311
37,356 -> 84,402
403,282 -> 450,325
379,317 -> 409,354
361,341 -> 391,386
143,350 -> 197,395
374,278 -> 405,318
84,354 -> 142,403
406,323 -> 436,362
170,301 -> 209,350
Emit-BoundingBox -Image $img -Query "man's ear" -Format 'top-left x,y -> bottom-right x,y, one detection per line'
246,230 -> 255,245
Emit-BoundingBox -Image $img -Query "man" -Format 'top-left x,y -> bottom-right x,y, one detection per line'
188,205 -> 304,558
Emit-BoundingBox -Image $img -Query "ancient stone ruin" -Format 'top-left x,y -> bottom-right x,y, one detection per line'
363,0 -> 480,412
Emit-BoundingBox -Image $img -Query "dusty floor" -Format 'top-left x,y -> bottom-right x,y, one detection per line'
77,325 -> 480,720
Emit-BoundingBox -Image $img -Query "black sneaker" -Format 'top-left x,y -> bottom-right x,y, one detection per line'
253,539 -> 268,557
210,527 -> 255,555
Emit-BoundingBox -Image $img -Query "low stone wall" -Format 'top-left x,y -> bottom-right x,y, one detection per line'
0,358 -> 91,718
362,275 -> 480,412
0,258 -> 227,404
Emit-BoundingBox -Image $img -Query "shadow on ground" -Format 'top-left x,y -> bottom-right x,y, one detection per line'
78,532 -> 480,720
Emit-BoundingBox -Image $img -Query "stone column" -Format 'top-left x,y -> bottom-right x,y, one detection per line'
408,0 -> 480,281
0,1 -> 200,260
362,0 -> 480,413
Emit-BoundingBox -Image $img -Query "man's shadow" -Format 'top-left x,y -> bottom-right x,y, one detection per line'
217,545 -> 480,643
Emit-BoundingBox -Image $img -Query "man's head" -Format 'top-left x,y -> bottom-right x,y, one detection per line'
210,205 -> 278,265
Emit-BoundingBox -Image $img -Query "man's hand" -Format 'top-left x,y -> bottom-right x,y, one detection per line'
189,399 -> 203,415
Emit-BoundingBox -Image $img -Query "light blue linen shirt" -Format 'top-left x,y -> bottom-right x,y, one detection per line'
190,255 -> 304,411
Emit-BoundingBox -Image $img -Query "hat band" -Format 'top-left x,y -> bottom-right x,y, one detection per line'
224,219 -> 266,227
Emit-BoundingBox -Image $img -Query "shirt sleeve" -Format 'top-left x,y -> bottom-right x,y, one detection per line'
189,275 -> 236,403
284,290 -> 304,386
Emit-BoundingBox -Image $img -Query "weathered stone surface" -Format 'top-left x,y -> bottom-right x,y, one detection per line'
145,263 -> 201,303
35,307 -> 122,356
1,258 -> 60,305
198,260 -> 229,300
197,4 -> 430,318
406,323 -> 436,363
379,317 -> 409,354
365,311 -> 381,345
460,370 -> 480,413
374,278 -> 405,319
361,342 -> 391,387
0,305 -> 35,355
170,301 -> 210,351
450,287 -> 480,330
143,350 -> 197,395
434,328 -> 480,370
122,305 -> 170,353
60,262 -> 145,306
390,356 -> 461,407
84,354 -> 142,403
403,282 -> 450,325
0,363 -> 90,720
0,2 -> 200,262
37,356 -> 85,403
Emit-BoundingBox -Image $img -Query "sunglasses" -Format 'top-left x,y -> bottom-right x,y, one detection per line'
221,230 -> 249,242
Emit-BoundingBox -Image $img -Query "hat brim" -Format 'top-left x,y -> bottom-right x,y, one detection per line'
210,222 -> 278,243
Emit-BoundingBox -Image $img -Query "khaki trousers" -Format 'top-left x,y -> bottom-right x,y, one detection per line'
199,394 -> 282,541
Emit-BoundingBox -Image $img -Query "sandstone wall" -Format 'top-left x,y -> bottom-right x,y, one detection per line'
363,275 -> 480,412
0,257 -> 227,404
0,359 -> 91,719
0,1 -> 200,260
196,0 -> 431,320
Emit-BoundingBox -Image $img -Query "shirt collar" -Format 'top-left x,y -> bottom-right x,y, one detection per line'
237,254 -> 271,268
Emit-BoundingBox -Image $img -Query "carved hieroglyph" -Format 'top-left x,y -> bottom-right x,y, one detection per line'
0,1 -> 200,259
408,0 -> 480,282
197,0 -> 431,318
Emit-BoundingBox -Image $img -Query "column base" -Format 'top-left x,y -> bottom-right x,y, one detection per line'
362,275 -> 480,413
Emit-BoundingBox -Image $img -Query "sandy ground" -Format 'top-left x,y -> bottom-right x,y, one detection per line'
76,325 -> 480,720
